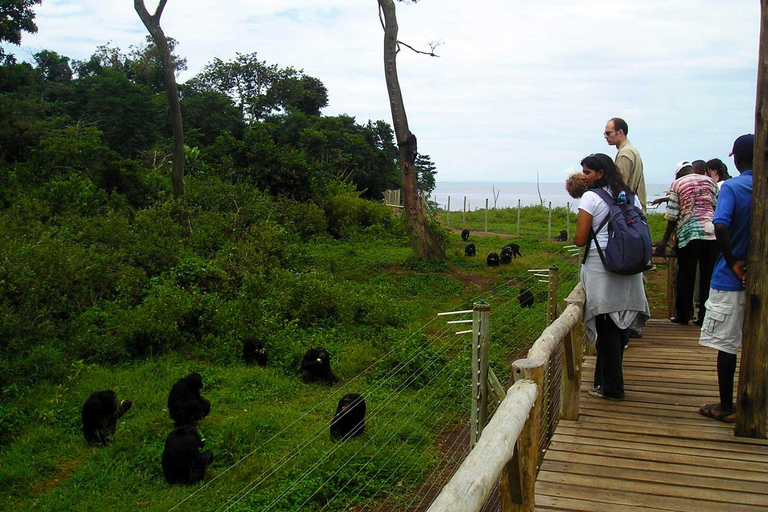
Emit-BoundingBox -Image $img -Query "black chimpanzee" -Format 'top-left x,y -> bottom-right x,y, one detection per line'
81,390 -> 132,446
517,289 -> 535,308
461,229 -> 470,241
301,348 -> 338,384
242,337 -> 267,366
168,373 -> 211,427
500,246 -> 513,264
161,424 -> 214,485
555,230 -> 568,242
486,252 -> 500,267
330,393 -> 366,440
503,243 -> 522,258
465,243 -> 476,257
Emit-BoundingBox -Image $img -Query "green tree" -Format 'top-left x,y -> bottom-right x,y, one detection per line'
0,0 -> 42,62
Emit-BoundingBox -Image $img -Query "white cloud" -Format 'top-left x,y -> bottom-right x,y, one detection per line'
4,0 -> 761,184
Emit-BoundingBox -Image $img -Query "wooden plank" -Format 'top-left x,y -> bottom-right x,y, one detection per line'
541,459 -> 768,495
535,481 -> 763,512
552,428 -> 768,458
535,494 -> 667,512
542,450 -> 768,484
537,471 -> 768,507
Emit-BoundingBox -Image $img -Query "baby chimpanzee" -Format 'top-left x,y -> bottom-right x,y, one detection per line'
301,347 -> 338,384
517,289 -> 535,308
330,393 -> 367,440
465,243 -> 476,257
486,252 -> 500,267
168,373 -> 211,427
162,424 -> 214,485
503,243 -> 522,258
242,337 -> 267,366
555,230 -> 568,242
82,390 -> 132,446
461,229 -> 470,241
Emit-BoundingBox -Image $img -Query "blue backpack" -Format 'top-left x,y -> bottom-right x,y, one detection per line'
582,188 -> 653,275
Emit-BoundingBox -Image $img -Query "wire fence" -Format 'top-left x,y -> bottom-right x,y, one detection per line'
168,245 -> 582,512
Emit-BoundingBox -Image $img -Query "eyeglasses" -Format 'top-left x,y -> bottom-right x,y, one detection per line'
603,130 -> 616,137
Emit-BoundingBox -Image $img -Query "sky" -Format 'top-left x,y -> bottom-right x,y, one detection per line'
3,0 -> 762,184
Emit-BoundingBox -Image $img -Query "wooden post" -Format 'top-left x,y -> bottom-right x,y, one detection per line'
446,196 -> 451,228
463,196 -> 467,229
547,202 -> 552,240
736,0 -> 768,439
485,198 -> 489,233
667,257 -> 678,319
500,359 -> 544,512
517,199 -> 521,236
547,267 -> 559,326
561,315 -> 584,421
566,201 -> 571,240
471,301 -> 491,449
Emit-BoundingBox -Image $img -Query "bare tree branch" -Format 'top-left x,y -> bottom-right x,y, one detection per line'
396,40 -> 440,57
155,0 -> 169,19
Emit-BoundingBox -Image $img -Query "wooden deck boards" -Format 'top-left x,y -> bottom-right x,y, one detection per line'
535,319 -> 768,511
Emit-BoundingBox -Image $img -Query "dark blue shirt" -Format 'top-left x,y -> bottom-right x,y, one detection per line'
710,171 -> 753,291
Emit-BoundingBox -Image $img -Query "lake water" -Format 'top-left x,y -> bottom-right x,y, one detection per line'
432,181 -> 670,212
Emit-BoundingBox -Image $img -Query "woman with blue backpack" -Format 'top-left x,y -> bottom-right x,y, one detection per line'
574,153 -> 652,401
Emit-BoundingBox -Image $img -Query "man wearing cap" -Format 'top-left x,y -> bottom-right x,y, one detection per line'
697,134 -> 753,423
604,117 -> 647,210
655,161 -> 719,326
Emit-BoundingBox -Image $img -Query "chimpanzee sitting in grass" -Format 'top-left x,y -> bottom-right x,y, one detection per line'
330,393 -> 366,440
242,337 -> 267,366
168,373 -> 211,427
301,348 -> 338,384
465,243 -> 476,257
517,289 -> 535,308
486,252 -> 500,267
81,390 -> 132,446
461,229 -> 470,241
162,424 -> 214,485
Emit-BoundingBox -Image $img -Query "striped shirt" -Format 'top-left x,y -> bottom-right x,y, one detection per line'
665,174 -> 718,248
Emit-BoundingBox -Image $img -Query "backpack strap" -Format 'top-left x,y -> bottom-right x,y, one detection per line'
581,188 -> 614,266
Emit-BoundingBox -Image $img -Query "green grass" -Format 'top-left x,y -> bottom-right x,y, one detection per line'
0,214 -> 596,512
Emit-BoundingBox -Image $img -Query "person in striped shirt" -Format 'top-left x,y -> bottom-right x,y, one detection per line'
654,161 -> 719,326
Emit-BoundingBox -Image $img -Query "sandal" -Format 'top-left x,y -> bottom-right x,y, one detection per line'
699,403 -> 736,423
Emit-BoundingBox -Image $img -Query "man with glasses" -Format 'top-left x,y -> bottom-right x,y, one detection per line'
605,117 -> 646,210
605,117 -> 647,341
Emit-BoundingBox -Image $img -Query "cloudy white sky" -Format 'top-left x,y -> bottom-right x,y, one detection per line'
4,0 -> 761,183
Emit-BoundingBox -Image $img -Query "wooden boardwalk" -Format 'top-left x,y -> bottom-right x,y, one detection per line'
535,319 -> 768,512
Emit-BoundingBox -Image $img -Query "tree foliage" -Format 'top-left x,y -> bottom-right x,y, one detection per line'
0,0 -> 42,61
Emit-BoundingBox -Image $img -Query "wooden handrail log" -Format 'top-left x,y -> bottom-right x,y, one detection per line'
563,282 -> 585,307
426,380 -> 538,512
526,302 -> 583,364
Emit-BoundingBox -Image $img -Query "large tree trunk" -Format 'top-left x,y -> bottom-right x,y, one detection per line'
135,0 -> 185,198
735,0 -> 768,439
378,0 -> 445,260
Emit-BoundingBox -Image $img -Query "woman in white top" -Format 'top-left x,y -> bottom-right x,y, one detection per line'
574,153 -> 650,401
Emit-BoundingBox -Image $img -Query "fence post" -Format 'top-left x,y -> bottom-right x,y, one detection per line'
471,301 -> 491,449
500,359 -> 543,512
566,201 -> 571,240
547,202 -> 552,240
547,267 -> 559,325
561,317 -> 584,421
485,198 -> 489,233
463,196 -> 467,229
517,199 -> 521,236
446,196 -> 451,228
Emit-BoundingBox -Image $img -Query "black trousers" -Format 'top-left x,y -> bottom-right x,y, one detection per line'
675,239 -> 720,322
593,314 -> 628,398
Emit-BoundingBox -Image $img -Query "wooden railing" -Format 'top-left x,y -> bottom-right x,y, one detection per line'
428,282 -> 586,512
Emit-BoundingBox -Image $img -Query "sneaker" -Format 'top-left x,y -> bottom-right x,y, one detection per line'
588,386 -> 603,398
